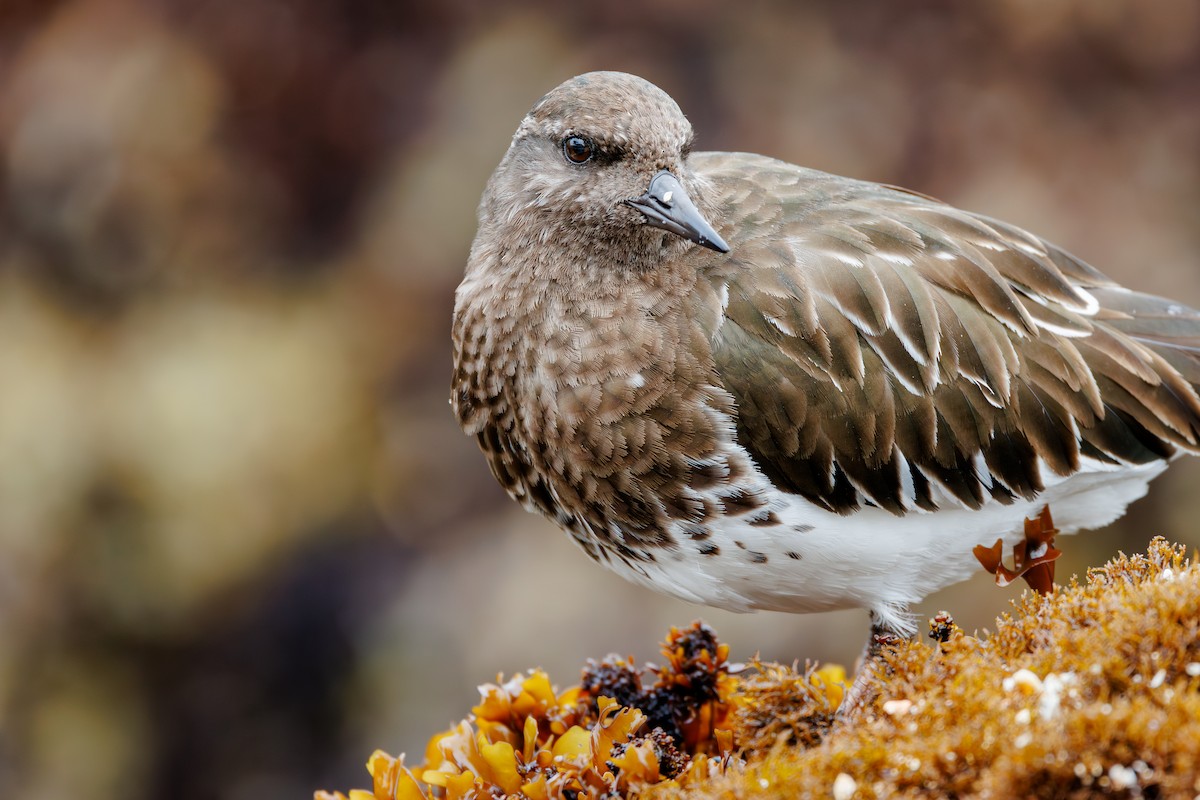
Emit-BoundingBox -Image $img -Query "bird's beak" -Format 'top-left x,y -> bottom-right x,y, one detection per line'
623,170 -> 730,253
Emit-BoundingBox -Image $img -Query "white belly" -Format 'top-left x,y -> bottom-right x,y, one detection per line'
595,456 -> 1169,635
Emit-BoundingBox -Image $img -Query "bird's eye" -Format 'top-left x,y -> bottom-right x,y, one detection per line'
562,135 -> 594,164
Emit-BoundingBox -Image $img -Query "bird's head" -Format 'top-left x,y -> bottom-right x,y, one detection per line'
478,71 -> 728,271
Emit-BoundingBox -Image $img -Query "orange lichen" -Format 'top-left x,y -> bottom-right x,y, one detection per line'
317,622 -> 750,800
320,538 -> 1200,800
662,537 -> 1200,800
725,661 -> 843,754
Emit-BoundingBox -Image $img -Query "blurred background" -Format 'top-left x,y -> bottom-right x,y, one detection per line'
1,0 -> 1199,798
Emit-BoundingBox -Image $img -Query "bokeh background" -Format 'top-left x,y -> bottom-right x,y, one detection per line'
2,1 -> 1199,798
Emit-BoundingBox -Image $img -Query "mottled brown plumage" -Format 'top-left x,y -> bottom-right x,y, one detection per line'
451,71 -> 1200,634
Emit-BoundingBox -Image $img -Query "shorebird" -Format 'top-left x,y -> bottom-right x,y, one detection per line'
451,71 -> 1200,650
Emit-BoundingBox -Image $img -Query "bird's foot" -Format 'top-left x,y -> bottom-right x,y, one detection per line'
835,614 -> 908,722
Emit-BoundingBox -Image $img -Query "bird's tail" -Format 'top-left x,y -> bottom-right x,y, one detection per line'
1091,285 -> 1200,446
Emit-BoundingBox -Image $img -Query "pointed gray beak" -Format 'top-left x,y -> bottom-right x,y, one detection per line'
623,170 -> 729,253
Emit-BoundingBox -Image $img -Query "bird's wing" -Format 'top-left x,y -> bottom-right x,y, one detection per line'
694,151 -> 1200,515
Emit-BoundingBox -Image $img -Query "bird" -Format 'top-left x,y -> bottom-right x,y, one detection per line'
451,70 -> 1200,650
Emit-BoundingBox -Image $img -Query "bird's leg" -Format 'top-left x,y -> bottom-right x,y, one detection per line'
836,611 -> 908,721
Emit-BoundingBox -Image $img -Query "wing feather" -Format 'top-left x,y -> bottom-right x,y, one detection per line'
695,151 -> 1200,514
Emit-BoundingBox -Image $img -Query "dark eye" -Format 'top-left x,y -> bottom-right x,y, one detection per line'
562,135 -> 594,164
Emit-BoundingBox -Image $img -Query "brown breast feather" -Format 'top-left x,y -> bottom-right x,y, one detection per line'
452,251 -> 774,564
